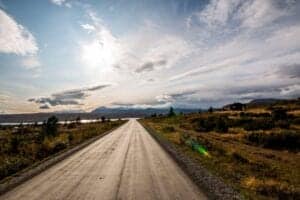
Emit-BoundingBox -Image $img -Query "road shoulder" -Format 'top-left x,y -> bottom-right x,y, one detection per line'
139,121 -> 242,200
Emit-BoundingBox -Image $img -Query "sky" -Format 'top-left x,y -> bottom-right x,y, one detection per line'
0,0 -> 300,114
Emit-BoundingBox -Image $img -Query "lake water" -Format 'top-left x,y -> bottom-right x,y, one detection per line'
0,118 -> 124,126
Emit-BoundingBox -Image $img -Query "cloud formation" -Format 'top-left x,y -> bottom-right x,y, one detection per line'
135,60 -> 167,73
50,0 -> 66,6
29,84 -> 111,108
21,56 -> 41,69
80,23 -> 96,33
39,104 -> 50,109
277,63 -> 300,79
1,0 -> 300,113
0,9 -> 38,55
195,0 -> 293,29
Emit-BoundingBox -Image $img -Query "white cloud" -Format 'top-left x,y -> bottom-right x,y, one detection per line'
164,0 -> 300,106
155,94 -> 174,103
81,23 -> 95,33
238,0 -> 290,28
198,0 -> 242,27
50,0 -> 72,8
0,9 -> 38,55
80,11 -> 193,77
80,12 -> 123,70
21,56 -> 41,69
119,22 -> 194,72
65,2 -> 72,8
195,0 -> 293,29
265,24 -> 300,50
50,0 -> 66,6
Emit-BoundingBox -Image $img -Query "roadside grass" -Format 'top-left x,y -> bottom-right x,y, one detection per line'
140,109 -> 300,199
0,119 -> 126,181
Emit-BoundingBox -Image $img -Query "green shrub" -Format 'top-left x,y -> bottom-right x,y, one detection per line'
42,116 -> 58,137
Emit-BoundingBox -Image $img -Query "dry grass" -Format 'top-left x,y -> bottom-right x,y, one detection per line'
0,120 -> 126,181
140,110 -> 300,199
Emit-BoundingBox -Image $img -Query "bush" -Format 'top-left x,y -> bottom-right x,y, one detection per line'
215,117 -> 229,132
232,152 -> 249,163
168,107 -> 176,117
52,141 -> 67,153
271,108 -> 288,120
193,116 -> 229,133
76,116 -> 81,124
162,126 -> 175,133
243,118 -> 274,131
10,137 -> 20,154
275,120 -> 290,129
150,113 -> 157,118
245,130 -> 300,150
292,117 -> 300,125
42,116 -> 58,137
230,117 -> 253,127
194,117 -> 215,132
0,157 -> 31,180
67,123 -> 76,129
68,133 -> 74,143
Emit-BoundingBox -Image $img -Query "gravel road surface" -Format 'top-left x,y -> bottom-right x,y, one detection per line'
1,119 -> 207,200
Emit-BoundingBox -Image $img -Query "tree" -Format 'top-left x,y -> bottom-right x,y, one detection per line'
208,107 -> 213,113
10,137 -> 19,153
101,116 -> 106,122
151,113 -> 157,118
34,121 -> 38,127
76,116 -> 81,124
168,107 -> 176,117
42,116 -> 58,137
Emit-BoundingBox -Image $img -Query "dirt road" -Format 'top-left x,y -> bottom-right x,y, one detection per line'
1,119 -> 207,200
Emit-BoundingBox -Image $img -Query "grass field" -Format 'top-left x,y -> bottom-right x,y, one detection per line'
140,102 -> 300,199
0,118 -> 126,181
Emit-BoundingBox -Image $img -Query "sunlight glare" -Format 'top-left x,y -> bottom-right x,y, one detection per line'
81,39 -> 116,70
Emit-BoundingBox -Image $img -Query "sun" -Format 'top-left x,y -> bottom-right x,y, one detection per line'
81,39 -> 116,70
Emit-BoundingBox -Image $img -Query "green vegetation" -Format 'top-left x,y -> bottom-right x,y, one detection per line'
140,99 -> 300,199
0,117 -> 125,181
168,106 -> 176,117
42,116 -> 59,137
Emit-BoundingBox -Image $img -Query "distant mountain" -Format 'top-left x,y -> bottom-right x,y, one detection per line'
0,113 -> 101,123
222,98 -> 300,111
91,106 -> 199,117
0,107 -> 200,123
248,98 -> 280,105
